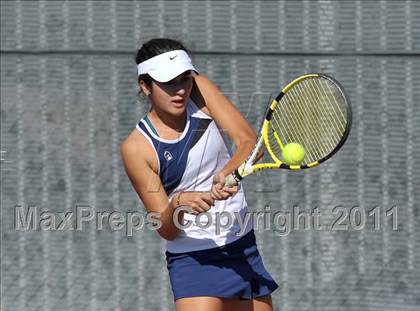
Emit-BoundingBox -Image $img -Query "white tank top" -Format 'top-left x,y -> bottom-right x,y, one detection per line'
136,99 -> 253,253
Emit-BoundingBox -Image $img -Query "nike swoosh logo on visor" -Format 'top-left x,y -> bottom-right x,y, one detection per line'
169,56 -> 177,60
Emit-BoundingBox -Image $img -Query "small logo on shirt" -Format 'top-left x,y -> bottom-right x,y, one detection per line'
169,55 -> 177,60
164,151 -> 173,161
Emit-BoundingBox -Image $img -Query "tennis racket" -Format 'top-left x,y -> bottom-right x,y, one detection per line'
225,73 -> 352,186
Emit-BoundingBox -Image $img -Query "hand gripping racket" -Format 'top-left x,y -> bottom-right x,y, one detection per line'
225,73 -> 352,186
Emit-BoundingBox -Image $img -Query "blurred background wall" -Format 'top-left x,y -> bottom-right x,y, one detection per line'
1,1 -> 419,310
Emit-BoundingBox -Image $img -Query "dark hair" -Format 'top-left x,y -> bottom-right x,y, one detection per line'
135,38 -> 189,87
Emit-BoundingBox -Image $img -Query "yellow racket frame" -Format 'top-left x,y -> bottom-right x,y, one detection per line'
235,72 -> 351,181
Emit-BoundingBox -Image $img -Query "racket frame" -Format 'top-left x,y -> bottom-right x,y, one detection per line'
227,73 -> 352,185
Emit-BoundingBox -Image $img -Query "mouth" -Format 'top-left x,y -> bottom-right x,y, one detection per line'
171,98 -> 185,107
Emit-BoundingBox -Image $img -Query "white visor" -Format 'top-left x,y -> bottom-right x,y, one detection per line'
137,49 -> 198,82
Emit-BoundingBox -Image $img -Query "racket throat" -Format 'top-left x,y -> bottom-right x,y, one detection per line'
231,169 -> 244,183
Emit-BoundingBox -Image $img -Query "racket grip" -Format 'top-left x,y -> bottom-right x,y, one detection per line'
225,174 -> 238,187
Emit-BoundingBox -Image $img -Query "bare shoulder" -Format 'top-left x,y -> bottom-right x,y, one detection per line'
120,128 -> 167,216
120,128 -> 146,154
193,74 -> 218,97
194,73 -> 212,86
120,128 -> 158,172
192,73 -> 239,119
191,74 -> 216,117
192,74 -> 256,146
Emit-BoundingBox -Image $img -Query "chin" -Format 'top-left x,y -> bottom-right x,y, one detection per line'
175,106 -> 187,115
168,105 -> 186,117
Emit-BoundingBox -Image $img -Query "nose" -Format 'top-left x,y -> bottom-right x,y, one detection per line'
176,87 -> 186,96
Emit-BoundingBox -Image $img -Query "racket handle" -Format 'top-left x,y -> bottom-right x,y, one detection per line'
225,173 -> 238,187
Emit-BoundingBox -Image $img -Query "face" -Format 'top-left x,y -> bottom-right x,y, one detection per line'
140,71 -> 193,117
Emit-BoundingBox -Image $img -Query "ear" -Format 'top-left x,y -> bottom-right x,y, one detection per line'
139,80 -> 151,96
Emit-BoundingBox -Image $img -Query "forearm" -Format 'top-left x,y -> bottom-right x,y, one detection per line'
220,135 -> 256,177
156,195 -> 184,241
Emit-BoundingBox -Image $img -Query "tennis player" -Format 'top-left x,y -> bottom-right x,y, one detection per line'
121,38 -> 279,311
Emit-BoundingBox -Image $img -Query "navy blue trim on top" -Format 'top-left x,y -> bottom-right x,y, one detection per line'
144,115 -> 159,137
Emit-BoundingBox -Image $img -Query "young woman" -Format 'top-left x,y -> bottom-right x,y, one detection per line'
121,38 -> 279,311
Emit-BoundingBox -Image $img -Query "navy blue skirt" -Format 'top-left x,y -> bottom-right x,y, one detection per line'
165,230 -> 279,301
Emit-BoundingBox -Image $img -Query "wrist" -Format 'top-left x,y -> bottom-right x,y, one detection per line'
174,191 -> 183,208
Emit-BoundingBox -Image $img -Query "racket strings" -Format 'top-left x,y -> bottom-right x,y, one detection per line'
296,77 -> 347,156
271,87 -> 330,164
272,100 -> 322,161
271,108 -> 323,163
306,79 -> 346,135
268,77 -> 348,165
295,82 -> 340,152
287,87 -> 330,157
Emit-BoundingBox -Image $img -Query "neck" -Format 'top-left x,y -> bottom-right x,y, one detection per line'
148,107 -> 187,133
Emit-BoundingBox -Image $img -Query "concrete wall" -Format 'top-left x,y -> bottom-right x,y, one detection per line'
1,1 -> 419,310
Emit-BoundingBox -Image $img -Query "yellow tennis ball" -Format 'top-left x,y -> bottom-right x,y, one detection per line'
282,143 -> 305,165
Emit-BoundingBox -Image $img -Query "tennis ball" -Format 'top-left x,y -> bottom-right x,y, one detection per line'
282,143 -> 305,165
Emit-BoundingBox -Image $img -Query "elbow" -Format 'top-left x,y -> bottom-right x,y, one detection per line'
159,233 -> 178,241
163,234 -> 177,241
157,227 -> 179,241
242,124 -> 258,142
247,131 -> 258,143
237,130 -> 257,147
155,203 -> 183,241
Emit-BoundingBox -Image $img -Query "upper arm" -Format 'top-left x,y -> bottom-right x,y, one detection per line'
120,133 -> 170,214
191,75 -> 257,145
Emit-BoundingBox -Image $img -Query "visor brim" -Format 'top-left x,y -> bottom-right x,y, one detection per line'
148,66 -> 198,83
